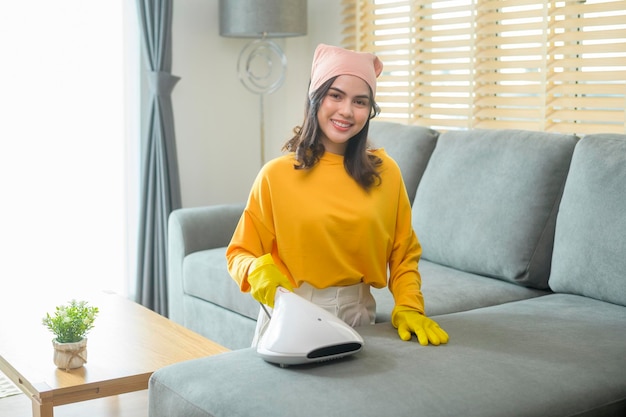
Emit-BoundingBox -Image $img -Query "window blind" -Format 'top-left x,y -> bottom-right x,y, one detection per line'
342,0 -> 626,134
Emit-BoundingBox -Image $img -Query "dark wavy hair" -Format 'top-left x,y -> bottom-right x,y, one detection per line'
282,76 -> 383,190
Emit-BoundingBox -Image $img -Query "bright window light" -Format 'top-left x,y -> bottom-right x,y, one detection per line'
0,1 -> 139,297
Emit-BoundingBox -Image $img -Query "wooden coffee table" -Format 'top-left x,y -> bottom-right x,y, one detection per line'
0,291 -> 228,417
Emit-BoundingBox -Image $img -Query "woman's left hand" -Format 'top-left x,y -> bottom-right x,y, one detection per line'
392,306 -> 449,346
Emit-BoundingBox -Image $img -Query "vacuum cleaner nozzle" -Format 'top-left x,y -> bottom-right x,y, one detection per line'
256,287 -> 364,367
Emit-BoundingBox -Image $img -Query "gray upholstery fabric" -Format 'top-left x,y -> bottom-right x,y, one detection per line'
184,248 -> 259,320
159,125 -> 626,416
418,260 -> 550,316
168,204 -> 245,324
184,294 -> 257,350
372,260 -> 549,322
149,295 -> 626,417
413,129 -> 578,289
182,256 -> 485,338
368,121 -> 439,203
550,134 -> 626,307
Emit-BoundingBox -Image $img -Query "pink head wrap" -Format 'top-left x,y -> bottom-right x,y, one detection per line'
308,44 -> 383,97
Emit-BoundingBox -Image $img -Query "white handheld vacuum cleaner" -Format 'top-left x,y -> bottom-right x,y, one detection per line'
256,287 -> 364,367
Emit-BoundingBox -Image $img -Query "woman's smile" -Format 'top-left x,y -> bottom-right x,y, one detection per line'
331,119 -> 352,130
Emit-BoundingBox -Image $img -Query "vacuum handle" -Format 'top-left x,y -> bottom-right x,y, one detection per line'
260,303 -> 272,319
260,286 -> 292,319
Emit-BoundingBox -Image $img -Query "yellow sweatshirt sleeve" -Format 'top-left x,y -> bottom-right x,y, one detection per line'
226,161 -> 289,292
387,181 -> 425,315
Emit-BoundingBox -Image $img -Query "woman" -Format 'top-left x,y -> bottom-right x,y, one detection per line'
226,44 -> 448,347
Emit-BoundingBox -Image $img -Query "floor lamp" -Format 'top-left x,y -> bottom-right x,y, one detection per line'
219,0 -> 308,166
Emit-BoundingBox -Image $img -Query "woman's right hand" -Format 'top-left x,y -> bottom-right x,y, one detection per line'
247,254 -> 294,308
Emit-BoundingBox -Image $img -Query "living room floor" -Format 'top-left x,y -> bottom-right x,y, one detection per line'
0,379 -> 147,417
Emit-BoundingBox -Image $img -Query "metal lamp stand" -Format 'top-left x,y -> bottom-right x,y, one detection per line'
237,37 -> 287,166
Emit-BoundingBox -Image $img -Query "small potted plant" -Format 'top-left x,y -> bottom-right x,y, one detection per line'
42,299 -> 99,371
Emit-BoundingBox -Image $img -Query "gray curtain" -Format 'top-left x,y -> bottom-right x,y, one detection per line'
136,0 -> 182,316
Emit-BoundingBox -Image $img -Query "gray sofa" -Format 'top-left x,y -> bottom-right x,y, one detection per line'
151,122 -> 626,417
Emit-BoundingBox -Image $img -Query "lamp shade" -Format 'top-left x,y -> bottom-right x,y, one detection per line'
219,0 -> 307,38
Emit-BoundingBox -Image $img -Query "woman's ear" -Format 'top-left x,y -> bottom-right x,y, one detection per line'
370,102 -> 380,119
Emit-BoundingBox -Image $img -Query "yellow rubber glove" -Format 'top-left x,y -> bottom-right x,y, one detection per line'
392,306 -> 449,346
247,254 -> 294,308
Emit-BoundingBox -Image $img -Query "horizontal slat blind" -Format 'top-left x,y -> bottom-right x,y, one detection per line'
473,1 -> 549,131
414,0 -> 476,129
546,0 -> 626,134
344,0 -> 414,121
342,0 -> 626,134
341,0 -> 358,50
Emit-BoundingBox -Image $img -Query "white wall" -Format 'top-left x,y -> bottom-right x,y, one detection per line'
171,0 -> 343,208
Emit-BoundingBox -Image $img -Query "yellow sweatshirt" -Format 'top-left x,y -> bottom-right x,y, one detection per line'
226,149 -> 425,314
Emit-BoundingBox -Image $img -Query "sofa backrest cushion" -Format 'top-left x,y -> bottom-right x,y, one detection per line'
413,129 -> 578,289
368,121 -> 439,203
549,134 -> 626,306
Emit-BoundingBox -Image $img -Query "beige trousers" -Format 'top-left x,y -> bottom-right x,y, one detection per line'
252,282 -> 376,347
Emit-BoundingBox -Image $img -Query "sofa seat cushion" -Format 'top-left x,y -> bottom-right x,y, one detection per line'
183,247 -> 259,320
550,134 -> 626,306
413,129 -> 578,289
182,252 -> 550,327
371,260 -> 549,322
183,294 -> 257,350
149,294 -> 626,417
418,260 -> 550,316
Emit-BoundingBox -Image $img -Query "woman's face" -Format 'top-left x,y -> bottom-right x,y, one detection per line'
316,75 -> 372,155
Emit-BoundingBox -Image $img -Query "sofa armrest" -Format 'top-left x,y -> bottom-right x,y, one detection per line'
167,203 -> 245,322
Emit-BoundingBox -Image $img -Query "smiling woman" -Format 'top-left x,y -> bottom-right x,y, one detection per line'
0,2 -> 139,298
